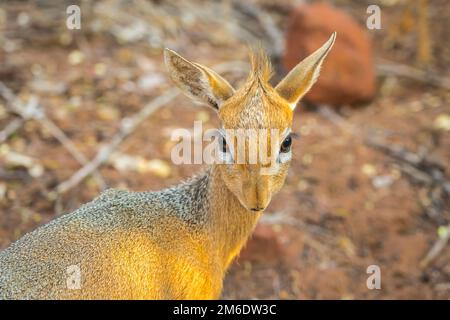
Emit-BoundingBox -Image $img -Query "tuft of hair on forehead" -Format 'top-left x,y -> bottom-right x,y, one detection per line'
248,47 -> 273,83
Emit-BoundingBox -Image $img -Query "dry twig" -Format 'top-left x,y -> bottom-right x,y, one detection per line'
54,58 -> 248,194
420,223 -> 450,269
0,82 -> 106,190
367,138 -> 449,221
318,104 -> 450,262
376,62 -> 450,90
0,118 -> 24,144
231,1 -> 284,59
55,89 -> 180,194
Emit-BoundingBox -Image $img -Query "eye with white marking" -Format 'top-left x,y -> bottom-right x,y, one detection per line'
277,132 -> 296,164
219,134 -> 228,153
280,134 -> 292,153
217,133 -> 233,164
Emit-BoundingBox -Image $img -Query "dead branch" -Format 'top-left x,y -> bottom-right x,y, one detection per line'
39,116 -> 107,191
0,118 -> 24,143
366,137 -> 449,222
0,167 -> 30,181
261,211 -> 333,238
376,62 -> 450,90
0,83 -> 17,103
55,89 -> 180,194
420,223 -> 450,269
0,82 -> 106,190
319,105 -> 450,267
318,104 -> 449,226
318,105 -> 447,186
317,105 -> 361,136
53,58 -> 247,195
231,1 -> 284,59
366,138 -> 447,182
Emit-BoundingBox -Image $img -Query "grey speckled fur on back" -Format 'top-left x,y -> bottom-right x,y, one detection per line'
0,171 -> 211,299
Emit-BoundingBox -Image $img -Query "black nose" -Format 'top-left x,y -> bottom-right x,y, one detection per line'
250,207 -> 264,212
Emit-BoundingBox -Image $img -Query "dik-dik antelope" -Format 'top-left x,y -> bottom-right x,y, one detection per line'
0,33 -> 335,299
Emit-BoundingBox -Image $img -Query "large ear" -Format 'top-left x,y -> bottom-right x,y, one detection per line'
275,32 -> 336,109
164,48 -> 235,110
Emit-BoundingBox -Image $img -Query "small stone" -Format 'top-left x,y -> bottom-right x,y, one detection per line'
68,50 -> 85,65
29,164 -> 44,178
137,73 -> 165,91
17,12 -> 30,27
372,175 -> 394,189
94,63 -> 107,77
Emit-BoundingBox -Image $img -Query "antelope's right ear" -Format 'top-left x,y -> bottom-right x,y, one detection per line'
164,49 -> 235,110
275,32 -> 336,110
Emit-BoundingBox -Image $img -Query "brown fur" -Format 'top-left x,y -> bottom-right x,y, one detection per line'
0,36 -> 335,299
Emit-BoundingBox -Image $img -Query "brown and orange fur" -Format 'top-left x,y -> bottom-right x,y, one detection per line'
0,33 -> 335,299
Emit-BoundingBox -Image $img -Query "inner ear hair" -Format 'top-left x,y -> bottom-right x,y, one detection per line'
275,32 -> 336,109
164,48 -> 235,110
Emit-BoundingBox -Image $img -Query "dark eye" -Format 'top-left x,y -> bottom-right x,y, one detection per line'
219,135 -> 228,153
280,135 -> 292,153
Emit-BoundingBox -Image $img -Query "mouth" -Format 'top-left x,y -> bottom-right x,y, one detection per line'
235,195 -> 267,212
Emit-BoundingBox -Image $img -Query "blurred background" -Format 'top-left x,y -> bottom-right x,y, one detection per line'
0,0 -> 449,299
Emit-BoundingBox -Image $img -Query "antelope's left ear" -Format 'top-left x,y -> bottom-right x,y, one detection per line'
275,32 -> 336,110
164,48 -> 235,110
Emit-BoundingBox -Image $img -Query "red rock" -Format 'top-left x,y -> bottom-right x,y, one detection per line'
283,3 -> 376,106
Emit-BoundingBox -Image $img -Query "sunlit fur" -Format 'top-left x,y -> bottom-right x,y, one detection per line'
0,36 -> 334,299
218,49 -> 293,211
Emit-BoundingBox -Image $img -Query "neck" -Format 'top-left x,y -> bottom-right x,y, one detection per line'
203,166 -> 261,269
168,166 -> 261,270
